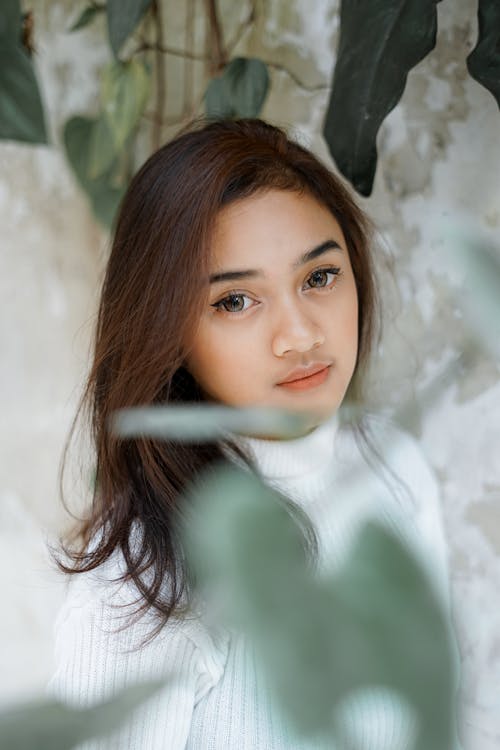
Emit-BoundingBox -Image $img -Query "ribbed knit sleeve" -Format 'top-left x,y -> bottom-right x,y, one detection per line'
48,571 -> 226,750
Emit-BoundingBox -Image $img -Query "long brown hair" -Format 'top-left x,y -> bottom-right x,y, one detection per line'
59,118 -> 379,631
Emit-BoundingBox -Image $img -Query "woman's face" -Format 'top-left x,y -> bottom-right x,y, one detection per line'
185,189 -> 359,428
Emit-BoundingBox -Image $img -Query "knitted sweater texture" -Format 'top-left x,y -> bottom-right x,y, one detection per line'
48,413 -> 450,749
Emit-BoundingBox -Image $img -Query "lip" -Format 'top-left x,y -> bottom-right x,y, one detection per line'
277,362 -> 331,385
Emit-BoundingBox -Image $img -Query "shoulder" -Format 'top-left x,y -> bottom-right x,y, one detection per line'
50,549 -> 229,706
335,412 -> 440,513
364,413 -> 440,503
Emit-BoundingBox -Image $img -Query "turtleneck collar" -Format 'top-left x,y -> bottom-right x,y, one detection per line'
231,410 -> 341,480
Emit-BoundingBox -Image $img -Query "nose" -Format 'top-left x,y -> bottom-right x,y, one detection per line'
271,300 -> 325,357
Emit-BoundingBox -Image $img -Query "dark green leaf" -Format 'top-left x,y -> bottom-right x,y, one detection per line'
185,466 -> 455,746
205,57 -> 269,119
0,0 -> 22,38
0,680 -> 165,749
0,43 -> 47,143
467,0 -> 500,108
323,0 -> 441,196
63,115 -> 127,229
69,5 -> 104,33
106,0 -> 154,58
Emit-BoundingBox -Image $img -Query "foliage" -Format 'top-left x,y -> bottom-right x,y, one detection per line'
323,0 -> 442,196
0,399 -> 459,747
63,115 -> 126,230
184,464 -> 455,748
112,403 -> 310,441
0,0 -> 47,144
205,57 -> 269,119
106,0 -> 154,59
0,0 -> 498,216
0,680 -> 165,750
0,0 -> 269,227
323,0 -> 499,196
69,4 -> 104,33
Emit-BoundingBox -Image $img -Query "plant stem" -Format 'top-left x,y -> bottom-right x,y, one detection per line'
183,0 -> 195,117
226,0 -> 256,55
204,0 -> 227,74
151,0 -> 166,151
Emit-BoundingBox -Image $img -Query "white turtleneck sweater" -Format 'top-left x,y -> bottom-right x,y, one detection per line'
48,413 -> 453,749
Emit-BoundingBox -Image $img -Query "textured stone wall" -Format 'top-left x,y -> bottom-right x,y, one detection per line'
1,1 -> 498,746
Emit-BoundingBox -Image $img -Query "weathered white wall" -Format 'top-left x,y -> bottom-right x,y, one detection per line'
1,1 -> 498,747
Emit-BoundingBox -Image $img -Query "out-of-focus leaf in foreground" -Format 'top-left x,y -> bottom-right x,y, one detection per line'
184,466 -> 456,749
444,227 -> 500,361
0,680 -> 164,750
112,404 -> 312,441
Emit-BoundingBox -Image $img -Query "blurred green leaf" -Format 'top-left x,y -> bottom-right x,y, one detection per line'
69,4 -> 104,33
467,0 -> 500,108
445,227 -> 500,360
100,59 -> 150,154
323,0 -> 441,196
0,43 -> 47,143
111,404 -> 312,441
0,680 -> 164,750
205,57 -> 269,119
185,466 -> 454,747
63,115 -> 126,229
107,0 -> 154,58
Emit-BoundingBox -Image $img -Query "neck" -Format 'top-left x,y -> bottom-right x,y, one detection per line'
232,409 -> 341,481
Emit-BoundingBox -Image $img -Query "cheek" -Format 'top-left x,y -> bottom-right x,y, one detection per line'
186,322 -> 260,399
337,282 -> 359,365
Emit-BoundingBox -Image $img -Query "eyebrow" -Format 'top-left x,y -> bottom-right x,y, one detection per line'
208,239 -> 343,284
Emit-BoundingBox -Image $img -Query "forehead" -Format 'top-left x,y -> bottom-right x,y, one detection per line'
210,189 -> 346,269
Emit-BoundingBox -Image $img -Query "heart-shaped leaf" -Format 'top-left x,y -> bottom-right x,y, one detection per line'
323,0 -> 441,196
205,57 -> 269,119
0,680 -> 165,749
185,465 -> 455,747
63,115 -> 126,228
467,0 -> 500,108
100,59 -> 150,154
107,0 -> 154,58
0,43 -> 47,144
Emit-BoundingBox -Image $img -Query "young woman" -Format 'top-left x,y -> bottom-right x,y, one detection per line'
49,118 -> 452,749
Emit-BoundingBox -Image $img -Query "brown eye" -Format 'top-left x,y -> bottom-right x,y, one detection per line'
306,267 -> 340,289
212,293 -> 251,313
223,295 -> 245,312
309,270 -> 329,287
